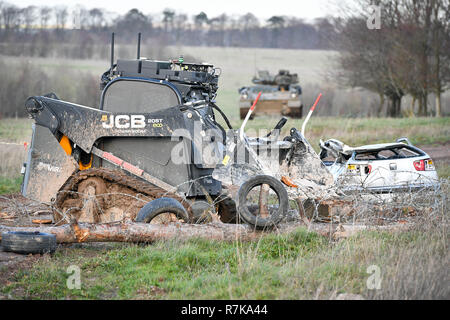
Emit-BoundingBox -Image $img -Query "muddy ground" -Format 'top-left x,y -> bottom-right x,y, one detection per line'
420,143 -> 450,166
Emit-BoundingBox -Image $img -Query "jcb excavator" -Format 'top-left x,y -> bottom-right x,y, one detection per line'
21,34 -> 333,228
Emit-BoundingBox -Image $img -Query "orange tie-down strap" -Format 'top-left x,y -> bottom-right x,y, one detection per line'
90,146 -> 177,194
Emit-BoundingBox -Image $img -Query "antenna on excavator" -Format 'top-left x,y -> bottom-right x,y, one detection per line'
110,32 -> 115,77
137,32 -> 141,59
253,50 -> 257,78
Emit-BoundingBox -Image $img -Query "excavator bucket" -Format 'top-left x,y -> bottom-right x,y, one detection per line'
21,124 -> 77,203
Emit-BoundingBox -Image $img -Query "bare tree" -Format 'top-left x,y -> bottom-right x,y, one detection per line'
173,13 -> 188,42
115,9 -> 152,39
88,8 -> 104,30
72,5 -> 89,30
411,0 -> 433,116
239,13 -> 259,30
267,15 -> 284,28
162,8 -> 175,32
194,11 -> 208,29
208,13 -> 228,46
39,6 -> 52,29
335,0 -> 449,117
267,16 -> 285,48
54,6 -> 68,30
0,2 -> 3,29
314,17 -> 337,49
429,0 -> 450,116
1,3 -> 21,31
22,5 -> 36,32
336,17 -> 391,116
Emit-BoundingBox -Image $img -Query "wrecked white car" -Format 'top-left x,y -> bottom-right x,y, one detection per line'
319,137 -> 439,193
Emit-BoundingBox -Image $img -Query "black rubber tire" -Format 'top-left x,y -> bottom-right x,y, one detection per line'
217,196 -> 237,223
135,197 -> 189,223
1,231 -> 57,254
237,175 -> 289,229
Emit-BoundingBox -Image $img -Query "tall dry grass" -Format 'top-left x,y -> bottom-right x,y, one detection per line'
228,182 -> 449,300
0,118 -> 32,179
0,144 -> 26,178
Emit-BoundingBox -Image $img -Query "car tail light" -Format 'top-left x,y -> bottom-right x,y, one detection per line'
414,159 -> 435,171
413,160 -> 425,171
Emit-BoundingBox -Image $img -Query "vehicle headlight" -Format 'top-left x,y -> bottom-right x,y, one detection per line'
242,94 -> 248,99
290,92 -> 297,98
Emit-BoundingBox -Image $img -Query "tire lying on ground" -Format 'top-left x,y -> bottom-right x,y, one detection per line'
237,175 -> 289,229
135,197 -> 189,224
190,200 -> 214,224
1,231 -> 57,254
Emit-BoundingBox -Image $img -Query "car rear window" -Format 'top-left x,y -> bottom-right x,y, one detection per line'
355,147 -> 421,160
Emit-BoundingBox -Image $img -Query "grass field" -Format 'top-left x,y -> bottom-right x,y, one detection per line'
0,118 -> 32,143
1,224 -> 448,299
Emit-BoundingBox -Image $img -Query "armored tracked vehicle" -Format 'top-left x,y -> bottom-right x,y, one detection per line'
239,70 -> 303,119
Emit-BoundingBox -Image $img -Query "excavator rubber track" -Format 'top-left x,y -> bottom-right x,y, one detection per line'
53,167 -> 189,225
53,167 -> 237,225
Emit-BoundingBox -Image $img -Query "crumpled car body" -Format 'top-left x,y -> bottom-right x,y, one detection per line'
319,137 -> 439,193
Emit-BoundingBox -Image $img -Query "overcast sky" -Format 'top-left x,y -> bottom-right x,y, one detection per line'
11,0 -> 345,21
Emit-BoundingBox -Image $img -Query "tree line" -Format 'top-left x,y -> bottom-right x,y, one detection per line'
0,2 -> 337,50
335,0 -> 449,117
0,1 -> 448,117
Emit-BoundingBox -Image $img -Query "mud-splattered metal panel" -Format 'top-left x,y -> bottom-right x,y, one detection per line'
101,137 -> 191,193
22,124 -> 77,203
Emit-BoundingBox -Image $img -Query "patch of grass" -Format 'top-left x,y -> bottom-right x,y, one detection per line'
213,115 -> 450,151
255,228 -> 327,260
2,225 -> 448,300
0,176 -> 22,194
0,144 -> 27,178
437,164 -> 450,179
237,116 -> 450,149
0,118 -> 32,143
